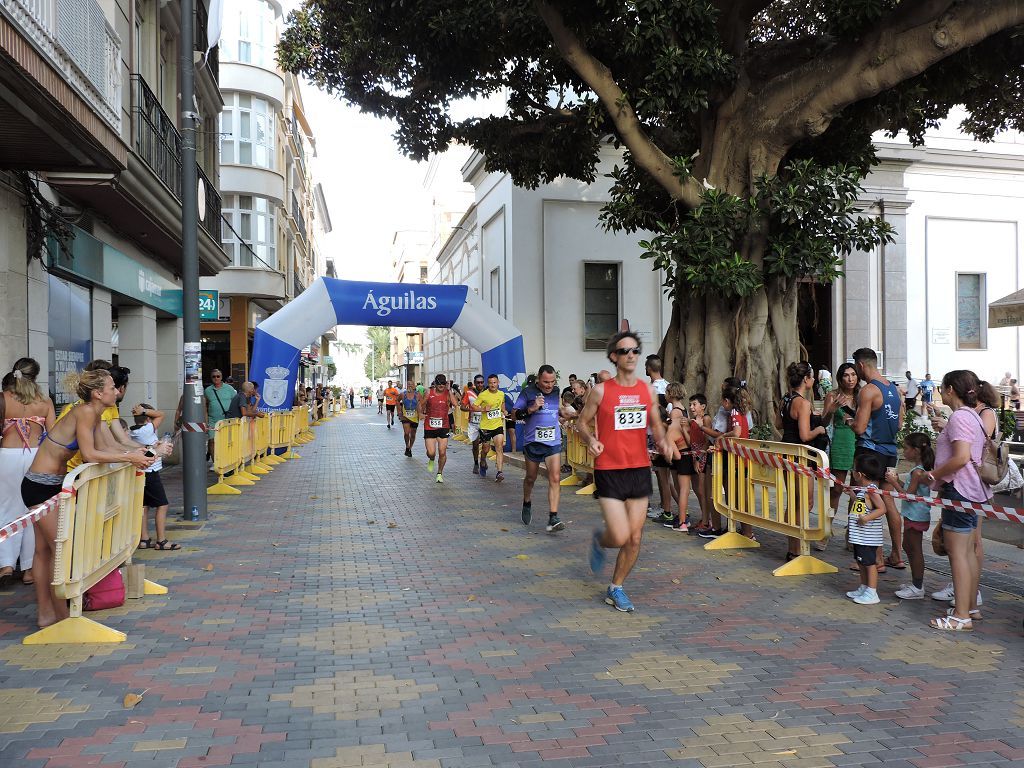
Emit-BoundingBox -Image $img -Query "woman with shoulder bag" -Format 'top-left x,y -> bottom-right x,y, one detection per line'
925,370 -> 990,631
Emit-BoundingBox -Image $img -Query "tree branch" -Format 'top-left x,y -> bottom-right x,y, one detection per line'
774,0 -> 1024,143
534,0 -> 704,208
714,0 -> 775,57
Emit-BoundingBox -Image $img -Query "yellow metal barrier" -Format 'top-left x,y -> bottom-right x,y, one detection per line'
270,410 -> 299,460
706,437 -> 835,576
208,418 -> 249,494
297,406 -> 315,443
560,426 -> 595,495
251,415 -> 275,471
239,416 -> 268,476
24,462 -> 167,644
453,408 -> 469,442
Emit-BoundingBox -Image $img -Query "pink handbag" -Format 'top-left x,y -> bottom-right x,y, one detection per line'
83,569 -> 125,611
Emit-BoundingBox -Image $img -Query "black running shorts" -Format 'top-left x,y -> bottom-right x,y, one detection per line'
424,428 -> 450,440
594,467 -> 653,501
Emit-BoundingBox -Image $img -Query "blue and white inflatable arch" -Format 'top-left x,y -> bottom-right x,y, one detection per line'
249,278 -> 526,410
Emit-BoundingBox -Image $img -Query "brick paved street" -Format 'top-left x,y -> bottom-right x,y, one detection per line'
2,406 -> 1024,768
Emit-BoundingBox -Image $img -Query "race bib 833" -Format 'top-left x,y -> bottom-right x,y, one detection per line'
614,405 -> 647,430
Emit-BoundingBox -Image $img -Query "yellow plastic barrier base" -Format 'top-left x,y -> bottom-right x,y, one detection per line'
248,464 -> 270,475
264,454 -> 286,465
560,474 -> 581,487
237,469 -> 261,481
282,450 -> 300,459
772,554 -> 838,577
208,480 -> 242,495
575,482 -> 596,496
703,531 -> 761,550
24,616 -> 126,645
225,475 -> 255,487
143,579 -> 167,595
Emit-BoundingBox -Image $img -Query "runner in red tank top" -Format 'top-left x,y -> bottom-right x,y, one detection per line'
575,332 -> 673,612
420,374 -> 459,483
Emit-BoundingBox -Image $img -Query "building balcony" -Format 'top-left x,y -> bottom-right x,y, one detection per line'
220,164 -> 285,206
291,192 -> 307,241
219,61 -> 285,107
0,0 -> 126,172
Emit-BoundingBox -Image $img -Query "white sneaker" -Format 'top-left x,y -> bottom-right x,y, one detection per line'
895,584 -> 925,600
854,589 -> 880,605
931,582 -> 955,601
846,585 -> 867,599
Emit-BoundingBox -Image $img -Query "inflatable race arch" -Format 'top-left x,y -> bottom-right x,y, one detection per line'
249,278 -> 526,410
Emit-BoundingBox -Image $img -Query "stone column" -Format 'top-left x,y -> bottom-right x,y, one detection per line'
156,317 -> 183,414
117,305 -> 158,412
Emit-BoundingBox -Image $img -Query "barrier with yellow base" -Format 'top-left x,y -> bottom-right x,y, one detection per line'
251,415 -> 276,471
24,462 -> 167,644
452,409 -> 470,443
706,437 -> 836,576
208,419 -> 244,494
561,429 -> 596,495
269,411 -> 298,460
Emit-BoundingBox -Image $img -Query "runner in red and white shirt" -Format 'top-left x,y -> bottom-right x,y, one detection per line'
419,374 -> 460,483
575,332 -> 673,612
460,375 -> 485,473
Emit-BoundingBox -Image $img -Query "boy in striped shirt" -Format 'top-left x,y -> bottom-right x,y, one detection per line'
846,453 -> 887,605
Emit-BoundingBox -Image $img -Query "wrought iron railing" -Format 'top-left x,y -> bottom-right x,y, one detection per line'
132,75 -> 182,198
197,164 -> 222,242
291,192 -> 307,241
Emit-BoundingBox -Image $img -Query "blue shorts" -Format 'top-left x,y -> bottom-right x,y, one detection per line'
523,442 -> 560,463
939,483 -> 979,533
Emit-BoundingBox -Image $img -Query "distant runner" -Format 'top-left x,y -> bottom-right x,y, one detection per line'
472,374 -> 508,482
461,375 -> 485,473
515,364 -> 574,531
420,374 -> 459,483
397,381 -> 420,457
383,380 -> 401,429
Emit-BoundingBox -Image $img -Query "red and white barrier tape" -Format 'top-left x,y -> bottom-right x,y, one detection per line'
716,439 -> 1024,524
181,422 -> 207,434
0,492 -> 64,543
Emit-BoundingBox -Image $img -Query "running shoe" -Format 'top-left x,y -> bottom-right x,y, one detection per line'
404,449 -> 412,457
697,528 -> 727,539
589,529 -> 606,573
846,585 -> 867,599
546,516 -> 565,532
473,462 -> 479,474
521,501 -> 532,526
671,518 -> 689,533
479,462 -> 487,478
495,471 -> 505,483
646,507 -> 661,520
427,459 -> 435,474
605,586 -> 635,612
895,584 -> 925,600
853,589 -> 880,605
663,516 -> 679,529
656,511 -> 674,525
436,473 -> 444,484
931,582 -> 955,601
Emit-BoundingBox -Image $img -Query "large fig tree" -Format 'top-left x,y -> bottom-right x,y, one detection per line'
279,0 -> 1024,413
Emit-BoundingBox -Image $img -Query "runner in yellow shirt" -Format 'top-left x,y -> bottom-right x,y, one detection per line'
472,374 -> 508,482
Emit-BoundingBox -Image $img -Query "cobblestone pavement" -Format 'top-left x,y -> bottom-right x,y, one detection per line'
2,406 -> 1024,768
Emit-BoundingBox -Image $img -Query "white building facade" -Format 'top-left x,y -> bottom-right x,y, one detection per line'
425,116 -> 1024,388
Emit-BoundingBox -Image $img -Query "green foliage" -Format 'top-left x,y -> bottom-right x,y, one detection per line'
364,327 -> 390,381
895,415 -> 934,450
279,0 -> 1022,304
750,423 -> 773,441
1000,408 -> 1017,440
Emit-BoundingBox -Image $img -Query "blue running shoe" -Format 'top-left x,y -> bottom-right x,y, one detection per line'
589,529 -> 606,574
605,586 -> 635,612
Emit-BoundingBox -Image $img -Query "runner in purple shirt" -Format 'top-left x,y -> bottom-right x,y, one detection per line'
514,365 -> 576,532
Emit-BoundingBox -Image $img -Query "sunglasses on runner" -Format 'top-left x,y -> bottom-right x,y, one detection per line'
614,347 -> 642,356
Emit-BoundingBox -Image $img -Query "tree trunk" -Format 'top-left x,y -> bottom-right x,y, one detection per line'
659,128 -> 799,430
662,280 -> 798,431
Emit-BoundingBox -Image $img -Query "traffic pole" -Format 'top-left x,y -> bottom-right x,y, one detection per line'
180,0 -> 207,521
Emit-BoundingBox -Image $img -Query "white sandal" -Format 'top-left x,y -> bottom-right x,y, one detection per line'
946,607 -> 982,621
931,615 -> 973,631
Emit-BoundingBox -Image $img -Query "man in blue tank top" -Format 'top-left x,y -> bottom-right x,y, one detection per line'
847,347 -> 904,569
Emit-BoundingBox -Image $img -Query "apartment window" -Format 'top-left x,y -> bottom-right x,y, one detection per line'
584,262 -> 620,350
420,265 -> 428,283
956,272 -> 986,350
220,93 -> 275,169
222,194 -> 276,269
490,268 -> 501,315
222,0 -> 277,69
